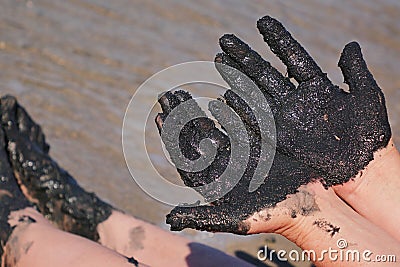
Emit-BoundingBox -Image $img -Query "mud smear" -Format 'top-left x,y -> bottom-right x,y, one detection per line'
22,241 -> 33,255
277,189 -> 320,219
3,219 -> 35,267
129,226 -> 145,251
313,219 -> 340,237
1,95 -> 113,242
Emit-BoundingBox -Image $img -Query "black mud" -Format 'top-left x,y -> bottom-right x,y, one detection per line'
0,109 -> 32,260
0,95 -> 113,241
313,219 -> 340,237
157,90 -> 318,234
218,15 -> 391,187
126,256 -> 139,266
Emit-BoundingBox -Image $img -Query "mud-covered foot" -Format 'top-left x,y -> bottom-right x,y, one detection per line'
0,95 -> 113,241
0,117 -> 33,260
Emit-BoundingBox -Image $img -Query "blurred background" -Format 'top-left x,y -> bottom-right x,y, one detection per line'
1,0 -> 399,266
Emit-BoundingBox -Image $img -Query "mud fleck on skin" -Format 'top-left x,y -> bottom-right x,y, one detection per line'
280,189 -> 320,219
17,216 -> 36,224
126,256 -> 139,266
313,219 -> 340,237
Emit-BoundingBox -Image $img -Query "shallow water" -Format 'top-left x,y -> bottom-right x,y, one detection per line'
1,0 -> 399,264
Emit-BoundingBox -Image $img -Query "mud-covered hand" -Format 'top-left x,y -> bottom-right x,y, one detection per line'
156,91 -> 319,234
217,16 -> 391,186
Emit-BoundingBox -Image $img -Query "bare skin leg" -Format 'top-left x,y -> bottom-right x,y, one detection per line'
97,211 -> 253,266
3,207 -> 146,267
334,139 -> 400,241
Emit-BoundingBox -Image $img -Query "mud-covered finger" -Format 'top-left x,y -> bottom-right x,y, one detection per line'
158,91 -> 188,114
157,91 -> 220,147
214,52 -> 277,112
166,205 -> 249,234
222,90 -> 259,132
257,15 -> 325,83
218,35 -> 295,99
156,91 -> 230,188
338,41 -> 380,95
0,95 -> 19,140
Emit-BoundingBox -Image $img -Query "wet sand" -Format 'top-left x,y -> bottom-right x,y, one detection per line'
1,0 -> 399,265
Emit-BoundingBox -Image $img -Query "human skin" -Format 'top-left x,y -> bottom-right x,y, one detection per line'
277,184 -> 400,267
154,89 -> 400,265
6,91 -> 400,266
8,180 -> 399,267
153,14 -> 400,265
333,139 -> 400,241
65,145 -> 400,267
3,208 -> 146,267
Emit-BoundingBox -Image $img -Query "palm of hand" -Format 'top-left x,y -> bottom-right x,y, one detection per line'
277,73 -> 390,186
156,91 -> 317,234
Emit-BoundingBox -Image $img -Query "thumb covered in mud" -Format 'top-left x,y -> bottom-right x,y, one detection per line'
338,41 -> 380,95
166,205 -> 249,234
